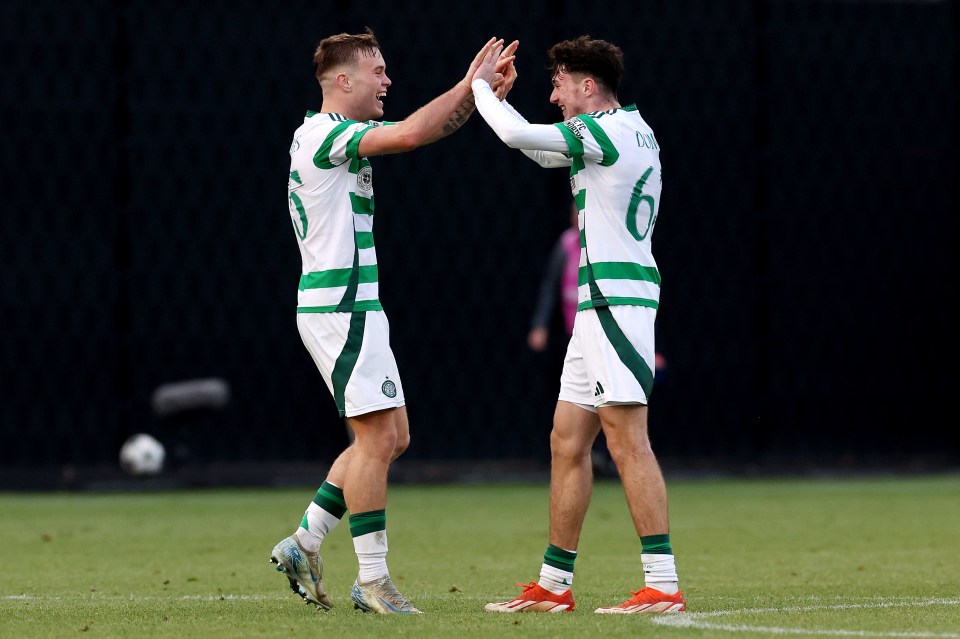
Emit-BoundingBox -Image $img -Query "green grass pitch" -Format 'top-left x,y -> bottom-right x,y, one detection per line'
1,475 -> 958,638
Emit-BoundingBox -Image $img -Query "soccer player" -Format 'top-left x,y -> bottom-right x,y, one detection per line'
270,30 -> 515,615
471,38 -> 686,614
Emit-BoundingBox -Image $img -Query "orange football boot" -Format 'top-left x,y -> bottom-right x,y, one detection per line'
484,582 -> 575,613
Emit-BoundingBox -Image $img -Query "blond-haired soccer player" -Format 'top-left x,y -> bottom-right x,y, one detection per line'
271,30 -> 515,615
472,37 -> 686,615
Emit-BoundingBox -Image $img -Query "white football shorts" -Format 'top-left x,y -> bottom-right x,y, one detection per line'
297,310 -> 405,418
558,305 -> 657,412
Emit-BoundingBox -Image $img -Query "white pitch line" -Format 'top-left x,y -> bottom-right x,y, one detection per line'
652,597 -> 960,638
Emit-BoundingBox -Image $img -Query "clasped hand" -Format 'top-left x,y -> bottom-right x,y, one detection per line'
465,38 -> 519,100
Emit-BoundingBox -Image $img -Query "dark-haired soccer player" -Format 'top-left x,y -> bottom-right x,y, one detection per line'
472,37 -> 686,615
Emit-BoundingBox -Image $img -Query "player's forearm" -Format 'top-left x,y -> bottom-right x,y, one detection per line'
499,99 -> 567,166
501,99 -> 529,124
399,82 -> 475,147
471,79 -> 568,153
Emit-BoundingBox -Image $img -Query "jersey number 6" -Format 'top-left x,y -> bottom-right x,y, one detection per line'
626,166 -> 657,242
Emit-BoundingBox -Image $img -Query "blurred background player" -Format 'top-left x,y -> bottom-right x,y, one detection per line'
271,30 -> 515,615
527,201 -> 580,355
473,36 -> 685,614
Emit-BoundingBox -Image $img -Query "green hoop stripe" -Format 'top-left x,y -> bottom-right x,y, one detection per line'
349,192 -> 374,215
577,297 -> 658,312
543,545 -> 577,571
299,265 -> 378,290
356,231 -> 374,249
314,121 -> 354,169
594,306 -> 655,398
349,509 -> 386,538
574,189 -> 586,211
640,533 -> 673,555
297,300 -> 383,313
332,312 -> 366,417
577,115 -> 619,166
578,262 -> 661,287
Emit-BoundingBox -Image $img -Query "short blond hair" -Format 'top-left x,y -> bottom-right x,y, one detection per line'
313,27 -> 381,83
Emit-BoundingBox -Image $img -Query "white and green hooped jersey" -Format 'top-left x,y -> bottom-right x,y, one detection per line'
287,111 -> 384,313
471,81 -> 662,312
554,105 -> 662,312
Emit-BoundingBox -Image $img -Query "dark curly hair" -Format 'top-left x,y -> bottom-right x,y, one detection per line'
547,36 -> 624,97
313,27 -> 381,84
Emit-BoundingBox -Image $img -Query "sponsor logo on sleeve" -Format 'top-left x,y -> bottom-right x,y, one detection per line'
563,119 -> 587,139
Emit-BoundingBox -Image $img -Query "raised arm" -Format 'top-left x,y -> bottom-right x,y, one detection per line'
471,79 -> 571,168
358,38 -> 514,157
470,44 -> 572,166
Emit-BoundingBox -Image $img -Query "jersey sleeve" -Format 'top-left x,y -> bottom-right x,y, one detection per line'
553,115 -> 620,167
471,79 -> 571,160
499,101 -> 572,168
312,120 -> 373,168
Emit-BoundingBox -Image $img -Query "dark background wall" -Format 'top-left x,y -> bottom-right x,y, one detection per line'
1,0 -> 957,478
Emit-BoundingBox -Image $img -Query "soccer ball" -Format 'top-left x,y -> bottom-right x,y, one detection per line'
119,433 -> 166,476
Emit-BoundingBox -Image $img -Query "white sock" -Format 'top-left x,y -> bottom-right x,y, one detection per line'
642,553 -> 679,594
295,503 -> 342,553
353,529 -> 389,583
538,563 -> 574,595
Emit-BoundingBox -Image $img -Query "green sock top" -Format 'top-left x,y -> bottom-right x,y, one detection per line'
640,534 -> 673,555
349,509 -> 386,538
543,544 -> 577,571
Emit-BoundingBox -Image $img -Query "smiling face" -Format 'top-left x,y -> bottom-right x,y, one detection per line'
549,68 -> 587,120
546,37 -> 624,121
348,49 -> 391,121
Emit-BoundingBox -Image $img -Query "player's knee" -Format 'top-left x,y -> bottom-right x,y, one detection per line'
392,430 -> 410,459
550,428 -> 590,462
605,434 -> 653,467
355,427 -> 398,461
